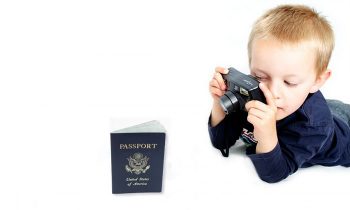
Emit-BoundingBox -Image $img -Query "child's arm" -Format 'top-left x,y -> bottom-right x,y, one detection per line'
208,111 -> 245,156
245,85 -> 332,183
245,83 -> 278,154
209,67 -> 228,127
208,67 -> 244,156
246,126 -> 333,183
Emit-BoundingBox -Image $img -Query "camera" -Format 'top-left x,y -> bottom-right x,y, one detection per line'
220,67 -> 266,115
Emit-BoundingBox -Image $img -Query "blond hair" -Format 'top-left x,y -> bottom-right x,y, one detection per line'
248,5 -> 334,77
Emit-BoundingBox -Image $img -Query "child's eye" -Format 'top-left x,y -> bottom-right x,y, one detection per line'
255,76 -> 266,81
285,81 -> 297,87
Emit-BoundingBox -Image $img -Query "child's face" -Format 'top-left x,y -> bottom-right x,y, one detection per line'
250,38 -> 321,120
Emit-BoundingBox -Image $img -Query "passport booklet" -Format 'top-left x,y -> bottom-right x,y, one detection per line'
110,120 -> 166,194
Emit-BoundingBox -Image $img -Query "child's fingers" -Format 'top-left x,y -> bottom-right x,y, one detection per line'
246,113 -> 260,126
209,79 -> 220,89
209,86 -> 225,97
245,100 -> 269,113
215,66 -> 229,74
209,67 -> 228,97
259,83 -> 276,108
213,72 -> 226,90
247,107 -> 265,120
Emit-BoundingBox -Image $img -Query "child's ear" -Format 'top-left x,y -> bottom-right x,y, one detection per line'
310,69 -> 332,93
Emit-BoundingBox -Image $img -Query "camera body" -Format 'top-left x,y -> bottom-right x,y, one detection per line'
220,67 -> 266,114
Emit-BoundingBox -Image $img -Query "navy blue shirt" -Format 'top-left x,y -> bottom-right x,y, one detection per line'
208,91 -> 350,183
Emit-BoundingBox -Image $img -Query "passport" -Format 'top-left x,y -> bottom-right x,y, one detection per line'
110,120 -> 166,194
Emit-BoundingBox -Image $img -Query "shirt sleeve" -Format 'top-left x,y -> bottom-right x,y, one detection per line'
247,124 -> 332,183
208,112 -> 244,157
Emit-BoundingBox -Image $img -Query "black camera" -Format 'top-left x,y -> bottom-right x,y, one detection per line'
220,67 -> 266,114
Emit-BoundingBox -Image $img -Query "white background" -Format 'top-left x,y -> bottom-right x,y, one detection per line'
1,0 -> 350,209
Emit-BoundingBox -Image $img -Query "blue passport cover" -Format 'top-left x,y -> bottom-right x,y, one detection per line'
110,121 -> 166,194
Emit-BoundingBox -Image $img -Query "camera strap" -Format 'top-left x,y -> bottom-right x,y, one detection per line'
220,148 -> 229,157
220,118 -> 230,157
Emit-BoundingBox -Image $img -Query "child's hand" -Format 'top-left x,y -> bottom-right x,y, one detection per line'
209,67 -> 229,126
245,83 -> 278,153
209,67 -> 229,101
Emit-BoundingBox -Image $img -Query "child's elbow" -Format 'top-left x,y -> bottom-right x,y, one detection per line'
261,177 -> 284,184
258,172 -> 289,183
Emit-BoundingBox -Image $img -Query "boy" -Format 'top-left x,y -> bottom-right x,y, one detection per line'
208,5 -> 350,183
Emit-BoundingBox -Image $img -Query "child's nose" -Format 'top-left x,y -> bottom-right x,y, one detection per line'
268,82 -> 281,99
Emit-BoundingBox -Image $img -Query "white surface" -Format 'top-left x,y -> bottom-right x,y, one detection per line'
1,0 -> 350,209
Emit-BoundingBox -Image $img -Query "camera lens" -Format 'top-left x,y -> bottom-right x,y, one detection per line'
219,91 -> 239,114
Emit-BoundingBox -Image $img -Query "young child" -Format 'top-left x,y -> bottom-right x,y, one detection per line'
208,4 -> 350,183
